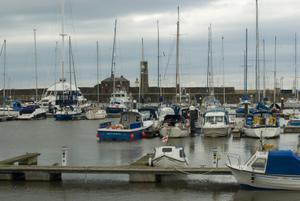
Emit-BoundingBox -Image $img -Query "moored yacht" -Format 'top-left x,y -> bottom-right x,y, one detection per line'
202,109 -> 231,137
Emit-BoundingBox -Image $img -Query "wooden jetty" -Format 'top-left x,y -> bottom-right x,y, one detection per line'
0,153 -> 232,183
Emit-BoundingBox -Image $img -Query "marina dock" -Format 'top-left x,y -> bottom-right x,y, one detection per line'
0,153 -> 231,183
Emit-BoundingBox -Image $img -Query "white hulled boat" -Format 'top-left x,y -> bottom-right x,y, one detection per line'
159,114 -> 189,138
243,111 -> 280,138
227,150 -> 300,190
202,109 -> 231,137
148,146 -> 188,168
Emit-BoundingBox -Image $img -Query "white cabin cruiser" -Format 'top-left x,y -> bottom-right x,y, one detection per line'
227,150 -> 300,190
202,109 -> 231,137
85,106 -> 106,120
106,90 -> 131,117
148,146 -> 189,168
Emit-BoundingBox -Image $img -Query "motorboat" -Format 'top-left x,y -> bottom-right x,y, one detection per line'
17,104 -> 46,120
148,145 -> 188,168
106,90 -> 131,117
227,150 -> 300,190
138,107 -> 160,138
0,100 -> 23,117
85,106 -> 106,120
54,105 -> 82,121
202,109 -> 231,137
39,81 -> 87,113
284,97 -> 300,109
159,114 -> 190,138
96,111 -> 153,141
283,115 -> 300,133
243,111 -> 280,138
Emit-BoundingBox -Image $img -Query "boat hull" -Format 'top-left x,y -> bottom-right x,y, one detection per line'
202,126 -> 231,137
228,165 -> 300,190
159,126 -> 189,138
97,128 -> 145,141
151,156 -> 188,168
85,110 -> 106,120
243,127 -> 280,138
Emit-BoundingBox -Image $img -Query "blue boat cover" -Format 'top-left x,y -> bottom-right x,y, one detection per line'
266,150 -> 300,175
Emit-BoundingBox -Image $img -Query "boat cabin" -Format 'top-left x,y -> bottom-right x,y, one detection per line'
163,114 -> 185,127
119,111 -> 142,129
204,110 -> 228,125
152,146 -> 187,163
245,111 -> 279,127
242,150 -> 300,175
138,107 -> 158,121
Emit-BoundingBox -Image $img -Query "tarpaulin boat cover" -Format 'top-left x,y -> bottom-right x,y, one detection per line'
266,150 -> 300,175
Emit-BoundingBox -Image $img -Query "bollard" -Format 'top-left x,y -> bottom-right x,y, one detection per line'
61,146 -> 70,166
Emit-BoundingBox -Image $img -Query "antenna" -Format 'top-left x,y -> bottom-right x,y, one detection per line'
111,19 -> 117,94
157,20 -> 160,99
245,28 -> 248,95
295,32 -> 298,99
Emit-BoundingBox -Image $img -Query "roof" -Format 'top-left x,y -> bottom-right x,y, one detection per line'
47,81 -> 81,92
102,76 -> 129,83
266,150 -> 300,175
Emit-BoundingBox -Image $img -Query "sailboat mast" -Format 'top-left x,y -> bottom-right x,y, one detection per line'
263,39 -> 266,98
295,32 -> 298,99
68,36 -> 72,92
2,40 -> 6,107
255,0 -> 260,102
175,6 -> 180,103
245,28 -> 248,95
54,41 -> 58,92
222,36 -> 225,104
208,24 -> 214,96
157,20 -> 160,98
96,41 -> 100,102
111,19 -> 117,93
274,36 -> 277,103
33,29 -> 38,102
60,0 -> 66,83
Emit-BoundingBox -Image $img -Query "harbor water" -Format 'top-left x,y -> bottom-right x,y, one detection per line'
1,119 -> 300,201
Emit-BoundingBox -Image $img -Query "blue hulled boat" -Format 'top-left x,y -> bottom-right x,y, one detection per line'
96,111 -> 153,141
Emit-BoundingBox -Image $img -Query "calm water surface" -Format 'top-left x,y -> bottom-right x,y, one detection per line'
0,119 -> 300,201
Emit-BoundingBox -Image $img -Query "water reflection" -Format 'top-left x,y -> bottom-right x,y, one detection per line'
234,189 -> 300,201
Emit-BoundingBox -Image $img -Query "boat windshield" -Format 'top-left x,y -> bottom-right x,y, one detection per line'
251,158 -> 266,171
215,116 -> 224,123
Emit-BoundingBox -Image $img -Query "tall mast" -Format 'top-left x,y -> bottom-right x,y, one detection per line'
33,29 -> 38,102
222,36 -> 225,104
255,0 -> 260,102
2,40 -> 6,107
295,32 -> 298,99
111,19 -> 117,93
68,36 -> 72,92
54,41 -> 58,92
96,41 -> 100,102
60,0 -> 66,83
263,39 -> 266,98
175,6 -> 180,103
208,24 -> 214,96
157,20 -> 160,98
274,36 -> 277,103
245,28 -> 248,95
139,38 -> 144,102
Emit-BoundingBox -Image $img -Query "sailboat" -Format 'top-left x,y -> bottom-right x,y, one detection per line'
106,20 -> 131,117
159,7 -> 190,138
53,3 -> 82,121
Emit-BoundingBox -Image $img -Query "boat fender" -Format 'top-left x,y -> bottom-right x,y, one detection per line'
250,173 -> 255,183
148,158 -> 153,167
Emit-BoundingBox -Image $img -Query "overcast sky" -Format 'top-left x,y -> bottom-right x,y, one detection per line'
1,0 -> 300,90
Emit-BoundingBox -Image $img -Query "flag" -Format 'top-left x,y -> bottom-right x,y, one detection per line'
162,135 -> 169,143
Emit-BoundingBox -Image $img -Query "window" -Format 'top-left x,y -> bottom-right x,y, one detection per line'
206,116 -> 215,124
251,158 -> 266,171
216,116 -> 224,123
179,150 -> 185,158
162,148 -> 172,152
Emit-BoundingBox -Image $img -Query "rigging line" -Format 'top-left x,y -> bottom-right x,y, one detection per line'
163,37 -> 176,80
